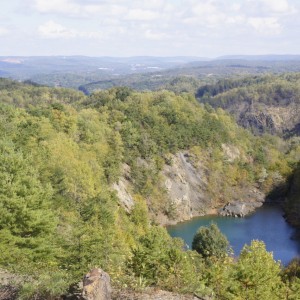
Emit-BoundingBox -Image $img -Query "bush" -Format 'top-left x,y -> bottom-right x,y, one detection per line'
192,223 -> 230,259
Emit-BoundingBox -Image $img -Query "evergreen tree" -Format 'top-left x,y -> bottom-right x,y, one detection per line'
192,223 -> 230,259
232,240 -> 284,300
0,139 -> 57,271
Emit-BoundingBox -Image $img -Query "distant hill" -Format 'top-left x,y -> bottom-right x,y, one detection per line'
79,59 -> 300,94
196,73 -> 300,137
2,55 -> 300,93
0,55 -> 207,79
216,55 -> 300,61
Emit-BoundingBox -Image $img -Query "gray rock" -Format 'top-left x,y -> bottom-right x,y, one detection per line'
82,268 -> 112,300
0,269 -> 24,300
112,164 -> 134,212
162,152 -> 211,222
219,200 -> 263,217
228,102 -> 300,137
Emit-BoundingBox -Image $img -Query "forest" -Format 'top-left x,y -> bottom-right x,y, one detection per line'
0,76 -> 299,299
196,73 -> 300,137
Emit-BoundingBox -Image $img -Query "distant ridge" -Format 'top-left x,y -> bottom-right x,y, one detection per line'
216,55 -> 300,61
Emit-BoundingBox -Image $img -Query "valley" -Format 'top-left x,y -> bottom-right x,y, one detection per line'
0,59 -> 300,299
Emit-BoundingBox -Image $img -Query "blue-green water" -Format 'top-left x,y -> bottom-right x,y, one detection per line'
167,205 -> 300,265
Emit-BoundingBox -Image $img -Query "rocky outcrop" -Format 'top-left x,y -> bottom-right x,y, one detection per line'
113,150 -> 267,225
112,288 -> 205,300
229,102 -> 300,137
112,165 -> 134,212
219,188 -> 265,217
221,144 -> 241,163
82,268 -> 112,300
162,152 -> 212,223
240,111 -> 276,135
219,200 -> 262,217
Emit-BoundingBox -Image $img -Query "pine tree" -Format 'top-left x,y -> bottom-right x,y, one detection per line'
232,240 -> 284,300
0,139 -> 57,272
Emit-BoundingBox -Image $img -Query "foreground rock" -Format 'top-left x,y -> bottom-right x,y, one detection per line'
0,269 -> 23,300
82,268 -> 112,300
112,288 -> 209,300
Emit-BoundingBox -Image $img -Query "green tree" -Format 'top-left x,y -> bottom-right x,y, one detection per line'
192,223 -> 230,259
0,139 -> 57,271
232,240 -> 284,300
282,258 -> 300,300
127,226 -> 202,291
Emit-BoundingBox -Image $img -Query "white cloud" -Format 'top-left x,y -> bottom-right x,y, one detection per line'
260,0 -> 296,14
144,29 -> 168,40
192,1 -> 219,15
248,17 -> 282,34
34,0 -> 80,15
38,21 -> 77,38
0,27 -> 9,36
83,4 -> 127,17
125,9 -> 160,21
231,3 -> 241,12
226,15 -> 245,25
38,20 -> 103,39
4,0 -> 300,56
182,1 -> 226,27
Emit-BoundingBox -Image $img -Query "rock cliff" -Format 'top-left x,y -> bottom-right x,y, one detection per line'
232,102 -> 300,137
161,152 -> 212,222
197,74 -> 300,137
114,149 -> 267,225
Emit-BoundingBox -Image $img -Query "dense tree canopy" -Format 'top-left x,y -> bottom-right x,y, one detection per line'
0,78 -> 299,299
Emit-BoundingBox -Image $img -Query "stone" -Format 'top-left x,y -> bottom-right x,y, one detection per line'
219,200 -> 263,218
82,268 -> 111,300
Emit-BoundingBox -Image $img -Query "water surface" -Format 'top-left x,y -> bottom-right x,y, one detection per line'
167,205 -> 300,265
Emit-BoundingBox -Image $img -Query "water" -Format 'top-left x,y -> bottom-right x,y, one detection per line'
167,205 -> 300,265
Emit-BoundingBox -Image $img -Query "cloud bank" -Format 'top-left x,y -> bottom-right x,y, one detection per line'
1,0 -> 299,56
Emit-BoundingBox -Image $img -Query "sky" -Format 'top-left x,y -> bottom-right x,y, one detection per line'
0,0 -> 300,57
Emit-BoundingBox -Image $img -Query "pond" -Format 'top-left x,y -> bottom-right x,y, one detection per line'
167,205 -> 300,265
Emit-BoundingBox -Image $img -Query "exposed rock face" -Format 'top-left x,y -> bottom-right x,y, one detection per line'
228,102 -> 300,137
219,201 -> 261,217
112,164 -> 134,212
113,150 -> 267,225
221,144 -> 241,163
112,178 -> 134,212
240,111 -> 276,135
82,268 -> 112,300
219,188 -> 265,217
162,152 -> 212,222
219,187 -> 265,217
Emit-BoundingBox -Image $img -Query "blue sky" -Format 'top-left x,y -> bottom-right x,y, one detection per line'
0,0 -> 299,57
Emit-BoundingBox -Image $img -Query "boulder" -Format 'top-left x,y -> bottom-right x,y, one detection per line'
219,201 -> 263,217
82,268 -> 111,300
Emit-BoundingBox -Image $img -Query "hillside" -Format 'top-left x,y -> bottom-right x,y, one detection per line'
0,78 -> 299,299
196,73 -> 300,137
285,161 -> 300,228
